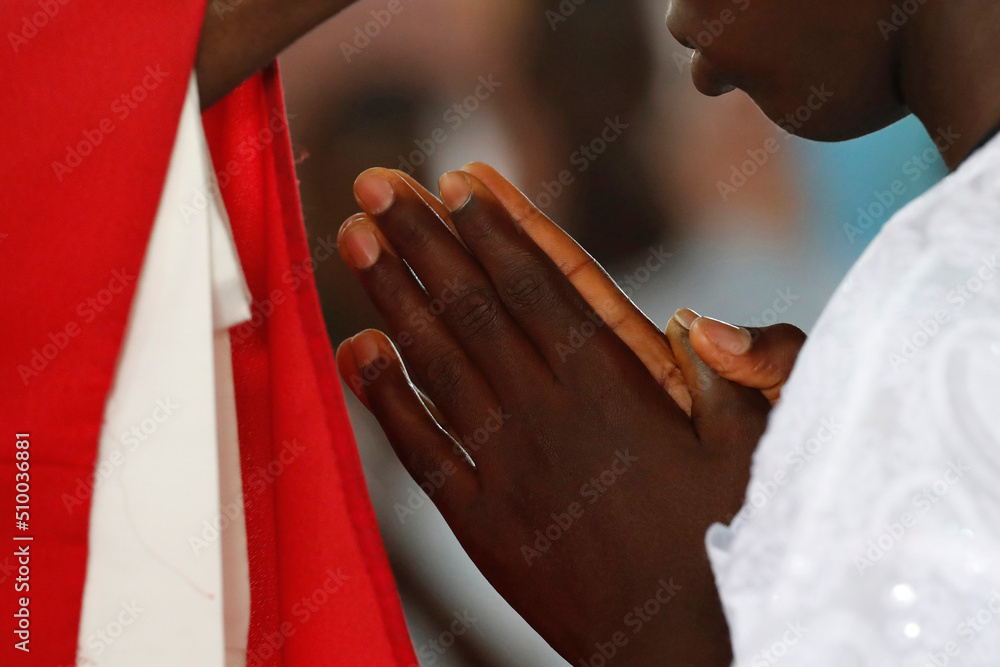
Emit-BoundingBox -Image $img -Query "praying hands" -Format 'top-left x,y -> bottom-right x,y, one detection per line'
335,163 -> 805,665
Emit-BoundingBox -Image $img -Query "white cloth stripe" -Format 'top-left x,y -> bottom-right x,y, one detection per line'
77,73 -> 251,666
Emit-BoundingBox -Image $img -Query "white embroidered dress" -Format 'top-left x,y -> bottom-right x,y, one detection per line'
709,132 -> 1000,667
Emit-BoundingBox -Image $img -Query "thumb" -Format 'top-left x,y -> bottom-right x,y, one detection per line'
677,310 -> 806,405
664,314 -> 770,480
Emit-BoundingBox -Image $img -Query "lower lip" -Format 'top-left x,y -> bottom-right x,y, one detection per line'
690,51 -> 735,97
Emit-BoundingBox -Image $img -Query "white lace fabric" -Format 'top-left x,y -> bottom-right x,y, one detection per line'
709,133 -> 1000,667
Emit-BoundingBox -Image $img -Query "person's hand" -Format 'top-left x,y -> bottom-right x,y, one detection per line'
334,167 -> 772,665
457,163 -> 806,410
672,309 -> 806,406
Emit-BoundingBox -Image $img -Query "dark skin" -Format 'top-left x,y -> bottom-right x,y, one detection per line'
665,0 -> 1000,169
336,166 -> 774,665
198,0 -> 1000,662
332,2 -> 1000,664
199,0 -> 1000,167
196,0 -> 355,109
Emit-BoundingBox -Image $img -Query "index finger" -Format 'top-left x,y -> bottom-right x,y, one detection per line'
394,170 -> 460,236
461,162 -> 690,413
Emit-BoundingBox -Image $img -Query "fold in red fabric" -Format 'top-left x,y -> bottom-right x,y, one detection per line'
0,2 -> 416,665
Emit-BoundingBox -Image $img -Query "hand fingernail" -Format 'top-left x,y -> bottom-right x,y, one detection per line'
697,317 -> 752,355
439,171 -> 473,212
352,333 -> 382,368
355,171 -> 395,215
673,308 -> 700,330
341,221 -> 381,270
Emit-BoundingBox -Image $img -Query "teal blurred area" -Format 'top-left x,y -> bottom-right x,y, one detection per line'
802,114 -> 947,268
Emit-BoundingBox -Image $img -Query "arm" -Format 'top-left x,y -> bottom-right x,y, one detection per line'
195,0 -> 355,109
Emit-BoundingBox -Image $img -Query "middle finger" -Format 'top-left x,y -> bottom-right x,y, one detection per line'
353,168 -> 552,402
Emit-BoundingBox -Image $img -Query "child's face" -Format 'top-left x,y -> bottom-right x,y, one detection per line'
665,0 -> 906,141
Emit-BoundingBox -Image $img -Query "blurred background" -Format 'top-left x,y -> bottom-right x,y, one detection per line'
278,1 -> 948,664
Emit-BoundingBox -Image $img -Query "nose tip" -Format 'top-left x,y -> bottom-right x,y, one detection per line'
664,5 -> 694,49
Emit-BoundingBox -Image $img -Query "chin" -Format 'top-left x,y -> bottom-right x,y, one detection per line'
747,86 -> 909,143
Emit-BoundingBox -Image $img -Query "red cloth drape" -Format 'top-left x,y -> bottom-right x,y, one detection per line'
0,2 -> 416,665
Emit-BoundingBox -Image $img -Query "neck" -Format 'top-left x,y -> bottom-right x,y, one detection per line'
897,0 -> 1000,171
